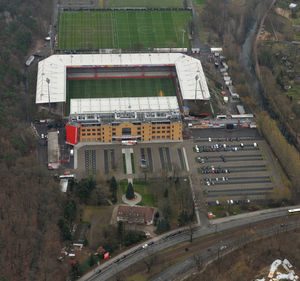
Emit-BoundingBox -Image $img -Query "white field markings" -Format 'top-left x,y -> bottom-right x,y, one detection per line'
119,78 -> 124,97
114,11 -> 120,48
126,11 -> 133,48
110,12 -> 116,47
171,11 -> 179,45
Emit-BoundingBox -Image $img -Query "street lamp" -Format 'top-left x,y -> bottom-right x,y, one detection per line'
194,74 -> 199,102
182,29 -> 186,49
46,77 -> 51,112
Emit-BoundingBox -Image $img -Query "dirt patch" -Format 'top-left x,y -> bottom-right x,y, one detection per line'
275,7 -> 290,19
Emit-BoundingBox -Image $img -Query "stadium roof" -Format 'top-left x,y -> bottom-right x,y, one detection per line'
70,96 -> 179,114
36,53 -> 210,104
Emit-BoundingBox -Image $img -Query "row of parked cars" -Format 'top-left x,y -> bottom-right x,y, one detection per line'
195,142 -> 258,153
208,199 -> 251,206
204,176 -> 229,186
200,166 -> 230,174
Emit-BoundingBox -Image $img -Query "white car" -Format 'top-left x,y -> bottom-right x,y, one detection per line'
253,142 -> 257,147
195,145 -> 199,152
70,149 -> 74,156
208,137 -> 212,142
142,243 -> 148,249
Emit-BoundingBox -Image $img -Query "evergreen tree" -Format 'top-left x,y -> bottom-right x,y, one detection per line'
163,188 -> 168,198
156,218 -> 170,234
125,182 -> 134,200
89,254 -> 95,267
109,176 -> 117,192
109,176 -> 118,203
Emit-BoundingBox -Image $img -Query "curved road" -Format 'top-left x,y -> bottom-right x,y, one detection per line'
79,205 -> 300,281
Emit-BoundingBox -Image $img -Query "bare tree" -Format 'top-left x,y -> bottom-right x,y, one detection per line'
143,248 -> 158,274
188,223 -> 197,243
193,253 -> 204,272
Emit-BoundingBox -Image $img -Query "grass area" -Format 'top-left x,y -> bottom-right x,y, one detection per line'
82,205 -> 113,223
58,10 -> 191,50
79,255 -> 100,274
207,204 -> 245,218
123,153 -> 127,174
106,0 -> 183,8
131,153 -> 135,174
287,84 -> 300,101
194,0 -> 206,6
66,77 -> 176,114
120,179 -> 155,206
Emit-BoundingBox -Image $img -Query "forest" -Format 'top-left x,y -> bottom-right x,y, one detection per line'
0,1 -> 70,280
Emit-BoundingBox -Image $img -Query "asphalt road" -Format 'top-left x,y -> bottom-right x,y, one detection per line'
151,218 -> 300,281
78,205 -> 300,281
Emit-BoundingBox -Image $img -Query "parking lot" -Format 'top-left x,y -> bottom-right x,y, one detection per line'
76,142 -> 189,179
192,135 -> 280,204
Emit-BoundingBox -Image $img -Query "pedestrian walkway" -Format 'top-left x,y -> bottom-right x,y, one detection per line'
122,148 -> 133,175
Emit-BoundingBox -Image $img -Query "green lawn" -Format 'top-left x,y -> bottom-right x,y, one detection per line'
58,10 -> 191,50
287,84 -> 300,101
66,77 -> 176,114
120,180 -> 155,207
105,0 -> 183,8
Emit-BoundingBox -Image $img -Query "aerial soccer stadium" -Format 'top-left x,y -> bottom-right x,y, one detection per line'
35,53 -> 210,145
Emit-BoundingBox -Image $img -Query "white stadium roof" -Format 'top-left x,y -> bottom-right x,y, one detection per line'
36,53 -> 210,104
70,96 -> 179,115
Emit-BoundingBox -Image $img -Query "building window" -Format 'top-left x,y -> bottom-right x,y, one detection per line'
87,133 -> 91,136
112,132 -> 116,136
92,129 -> 96,131
82,133 -> 86,136
92,133 -> 96,136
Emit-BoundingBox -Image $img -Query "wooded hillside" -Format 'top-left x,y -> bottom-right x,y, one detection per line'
0,1 -> 67,280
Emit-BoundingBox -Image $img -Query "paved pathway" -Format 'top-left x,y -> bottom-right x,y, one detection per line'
122,192 -> 142,206
122,148 -> 133,175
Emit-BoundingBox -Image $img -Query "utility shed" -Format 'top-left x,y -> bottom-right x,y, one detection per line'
48,130 -> 60,169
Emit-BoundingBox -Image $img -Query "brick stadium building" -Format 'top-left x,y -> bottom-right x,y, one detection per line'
36,53 -> 210,145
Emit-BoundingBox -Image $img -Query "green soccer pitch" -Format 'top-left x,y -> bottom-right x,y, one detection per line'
58,10 -> 191,50
66,77 -> 177,115
105,0 -> 183,8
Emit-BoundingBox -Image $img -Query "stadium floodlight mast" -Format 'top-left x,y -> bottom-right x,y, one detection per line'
46,77 -> 51,112
182,29 -> 186,49
194,74 -> 199,102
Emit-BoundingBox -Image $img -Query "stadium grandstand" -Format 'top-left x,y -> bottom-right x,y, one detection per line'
36,53 -> 210,144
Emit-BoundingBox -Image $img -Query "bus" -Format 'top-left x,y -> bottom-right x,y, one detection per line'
288,208 -> 300,215
121,140 -> 137,146
59,174 -> 76,180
